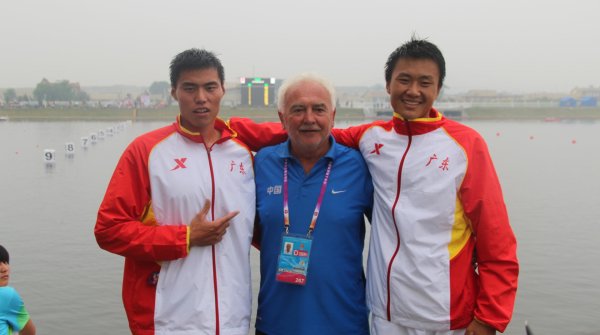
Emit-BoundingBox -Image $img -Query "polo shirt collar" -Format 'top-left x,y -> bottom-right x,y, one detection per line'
276,135 -> 338,161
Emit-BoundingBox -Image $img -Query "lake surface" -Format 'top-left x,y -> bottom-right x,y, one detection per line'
0,118 -> 599,335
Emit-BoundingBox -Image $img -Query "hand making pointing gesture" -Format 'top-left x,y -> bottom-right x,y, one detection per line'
189,200 -> 239,246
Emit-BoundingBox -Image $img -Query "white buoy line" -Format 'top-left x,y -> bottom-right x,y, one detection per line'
43,120 -> 132,166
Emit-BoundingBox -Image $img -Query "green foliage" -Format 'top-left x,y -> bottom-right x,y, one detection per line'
76,90 -> 90,101
3,88 -> 17,103
32,79 -> 90,102
148,81 -> 170,96
17,94 -> 31,102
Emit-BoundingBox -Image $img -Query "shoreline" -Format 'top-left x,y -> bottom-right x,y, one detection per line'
1,106 -> 600,122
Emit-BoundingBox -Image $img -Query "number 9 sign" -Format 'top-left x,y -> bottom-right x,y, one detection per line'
43,149 -> 56,163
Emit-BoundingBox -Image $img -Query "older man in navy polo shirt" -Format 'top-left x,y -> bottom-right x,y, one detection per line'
252,73 -> 373,335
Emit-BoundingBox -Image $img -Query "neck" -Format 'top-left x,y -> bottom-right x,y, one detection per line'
201,127 -> 221,147
290,143 -> 330,174
179,118 -> 221,147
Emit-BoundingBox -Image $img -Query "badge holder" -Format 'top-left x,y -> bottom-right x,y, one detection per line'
275,159 -> 331,286
276,232 -> 313,286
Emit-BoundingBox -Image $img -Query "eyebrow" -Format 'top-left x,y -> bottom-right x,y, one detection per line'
397,73 -> 434,81
289,103 -> 328,109
181,81 -> 220,87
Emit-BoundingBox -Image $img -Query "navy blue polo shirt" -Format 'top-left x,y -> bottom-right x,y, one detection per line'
254,136 -> 373,335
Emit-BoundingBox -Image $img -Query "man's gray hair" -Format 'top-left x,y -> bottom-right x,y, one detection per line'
277,73 -> 336,111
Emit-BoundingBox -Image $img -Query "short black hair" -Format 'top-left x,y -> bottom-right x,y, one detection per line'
169,48 -> 225,88
384,36 -> 446,89
0,245 -> 9,264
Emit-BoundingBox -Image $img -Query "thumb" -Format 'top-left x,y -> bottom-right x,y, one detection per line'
197,200 -> 211,219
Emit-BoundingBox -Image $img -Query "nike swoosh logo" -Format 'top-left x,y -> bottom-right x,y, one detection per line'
331,189 -> 346,194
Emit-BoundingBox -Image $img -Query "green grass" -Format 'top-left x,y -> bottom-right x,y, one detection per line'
0,106 -> 367,122
1,106 -> 599,121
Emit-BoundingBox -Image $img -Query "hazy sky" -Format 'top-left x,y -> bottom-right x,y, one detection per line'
2,0 -> 599,94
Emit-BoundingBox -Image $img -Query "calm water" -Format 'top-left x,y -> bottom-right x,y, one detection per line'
1,118 -> 599,334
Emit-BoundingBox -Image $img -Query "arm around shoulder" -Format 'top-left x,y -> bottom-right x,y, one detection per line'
227,117 -> 287,151
332,120 -> 386,149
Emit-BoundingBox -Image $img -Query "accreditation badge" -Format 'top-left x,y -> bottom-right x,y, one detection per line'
276,234 -> 313,286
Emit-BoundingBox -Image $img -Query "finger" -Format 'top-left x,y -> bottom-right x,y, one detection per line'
215,230 -> 226,243
213,211 -> 240,228
195,200 -> 211,220
221,210 -> 240,223
218,212 -> 238,230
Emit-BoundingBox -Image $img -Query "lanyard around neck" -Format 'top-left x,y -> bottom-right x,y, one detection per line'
283,158 -> 332,237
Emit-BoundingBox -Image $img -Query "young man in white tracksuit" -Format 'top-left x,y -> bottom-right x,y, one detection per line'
333,38 -> 519,335
95,49 -> 283,335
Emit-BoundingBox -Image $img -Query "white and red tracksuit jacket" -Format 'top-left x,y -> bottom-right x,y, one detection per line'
95,117 -> 283,335
333,109 -> 518,332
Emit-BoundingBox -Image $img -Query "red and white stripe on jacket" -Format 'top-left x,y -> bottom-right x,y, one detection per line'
333,108 -> 518,332
95,117 -> 283,335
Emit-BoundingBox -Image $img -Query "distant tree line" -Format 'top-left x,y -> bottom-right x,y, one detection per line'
3,88 -> 18,103
33,78 -> 90,104
3,79 -> 171,108
148,81 -> 170,97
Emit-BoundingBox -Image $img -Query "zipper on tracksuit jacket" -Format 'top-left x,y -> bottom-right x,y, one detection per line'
205,144 -> 220,335
386,120 -> 412,321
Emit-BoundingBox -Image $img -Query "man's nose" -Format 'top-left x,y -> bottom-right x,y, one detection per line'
304,109 -> 317,123
406,82 -> 419,95
194,89 -> 207,103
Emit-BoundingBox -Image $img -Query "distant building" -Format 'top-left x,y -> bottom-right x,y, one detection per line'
463,89 -> 500,101
336,85 -> 388,117
579,96 -> 598,107
559,96 -> 577,107
362,89 -> 389,111
239,77 -> 280,107
570,86 -> 600,99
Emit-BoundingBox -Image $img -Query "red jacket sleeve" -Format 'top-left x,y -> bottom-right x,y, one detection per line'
331,127 -> 360,148
332,120 -> 390,148
459,132 -> 519,332
227,117 -> 287,151
94,138 -> 189,262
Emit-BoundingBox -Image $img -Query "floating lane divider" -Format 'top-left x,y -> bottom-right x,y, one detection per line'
64,142 -> 75,158
43,121 -> 132,167
81,136 -> 90,149
43,149 -> 56,165
90,132 -> 98,144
